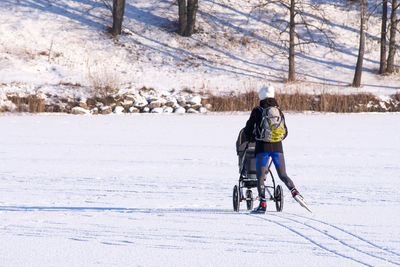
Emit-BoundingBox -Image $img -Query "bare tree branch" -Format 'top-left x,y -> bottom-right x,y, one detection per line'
251,0 -> 336,81
101,0 -> 112,12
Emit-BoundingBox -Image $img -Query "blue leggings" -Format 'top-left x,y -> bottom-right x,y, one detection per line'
255,152 -> 295,198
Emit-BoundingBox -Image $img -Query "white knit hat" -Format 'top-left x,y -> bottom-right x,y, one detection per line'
258,85 -> 275,100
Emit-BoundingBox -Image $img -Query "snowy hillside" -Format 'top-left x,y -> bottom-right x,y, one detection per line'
0,0 -> 399,104
0,113 -> 399,266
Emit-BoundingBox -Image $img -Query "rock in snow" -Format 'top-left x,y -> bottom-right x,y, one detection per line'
149,99 -> 165,109
199,107 -> 208,113
163,106 -> 173,113
174,107 -> 186,114
90,107 -> 99,115
134,98 -> 148,108
187,95 -> 202,106
128,106 -> 140,113
151,107 -> 163,113
71,106 -> 90,115
113,106 -> 125,114
100,106 -> 112,115
186,108 -> 199,114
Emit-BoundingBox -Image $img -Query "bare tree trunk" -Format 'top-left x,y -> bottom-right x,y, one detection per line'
379,0 -> 388,74
185,0 -> 198,36
387,0 -> 398,73
257,0 -> 335,83
178,0 -> 187,36
288,0 -> 296,82
112,0 -> 126,36
352,0 -> 366,87
177,0 -> 198,37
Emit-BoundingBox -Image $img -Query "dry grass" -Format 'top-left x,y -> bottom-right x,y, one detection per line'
7,95 -> 45,113
205,91 -> 259,111
57,82 -> 82,87
388,92 -> 400,112
38,51 -> 49,56
206,91 -> 394,113
4,91 -> 400,114
87,63 -> 120,97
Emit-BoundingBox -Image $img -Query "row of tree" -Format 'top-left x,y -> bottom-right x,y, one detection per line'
111,0 -> 198,36
110,0 -> 398,88
354,0 -> 399,87
379,0 -> 399,75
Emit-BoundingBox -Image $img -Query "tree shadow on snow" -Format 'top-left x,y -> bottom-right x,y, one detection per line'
200,0 -> 396,87
11,0 -> 109,30
122,2 -> 283,81
196,8 -> 358,85
124,2 -> 176,31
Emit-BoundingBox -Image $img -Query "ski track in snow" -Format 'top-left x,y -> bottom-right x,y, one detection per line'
289,213 -> 400,259
1,114 -> 400,266
251,214 -> 370,266
250,213 -> 400,267
1,205 -> 399,266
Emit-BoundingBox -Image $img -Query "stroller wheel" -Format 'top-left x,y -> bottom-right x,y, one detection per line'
274,185 -> 284,212
233,185 -> 240,212
246,190 -> 253,210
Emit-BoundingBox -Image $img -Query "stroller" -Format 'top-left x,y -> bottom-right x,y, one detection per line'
233,128 -> 284,212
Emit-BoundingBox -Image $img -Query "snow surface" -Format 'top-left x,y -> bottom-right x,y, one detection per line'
0,0 -> 399,102
0,113 -> 400,266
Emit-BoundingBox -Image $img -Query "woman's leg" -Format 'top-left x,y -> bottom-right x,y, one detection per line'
256,152 -> 269,198
270,152 -> 295,191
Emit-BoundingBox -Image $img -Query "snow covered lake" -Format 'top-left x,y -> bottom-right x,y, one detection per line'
0,113 -> 399,266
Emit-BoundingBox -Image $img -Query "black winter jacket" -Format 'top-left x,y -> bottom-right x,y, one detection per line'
243,98 -> 287,154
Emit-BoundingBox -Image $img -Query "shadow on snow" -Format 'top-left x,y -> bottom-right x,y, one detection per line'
0,205 -> 233,214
